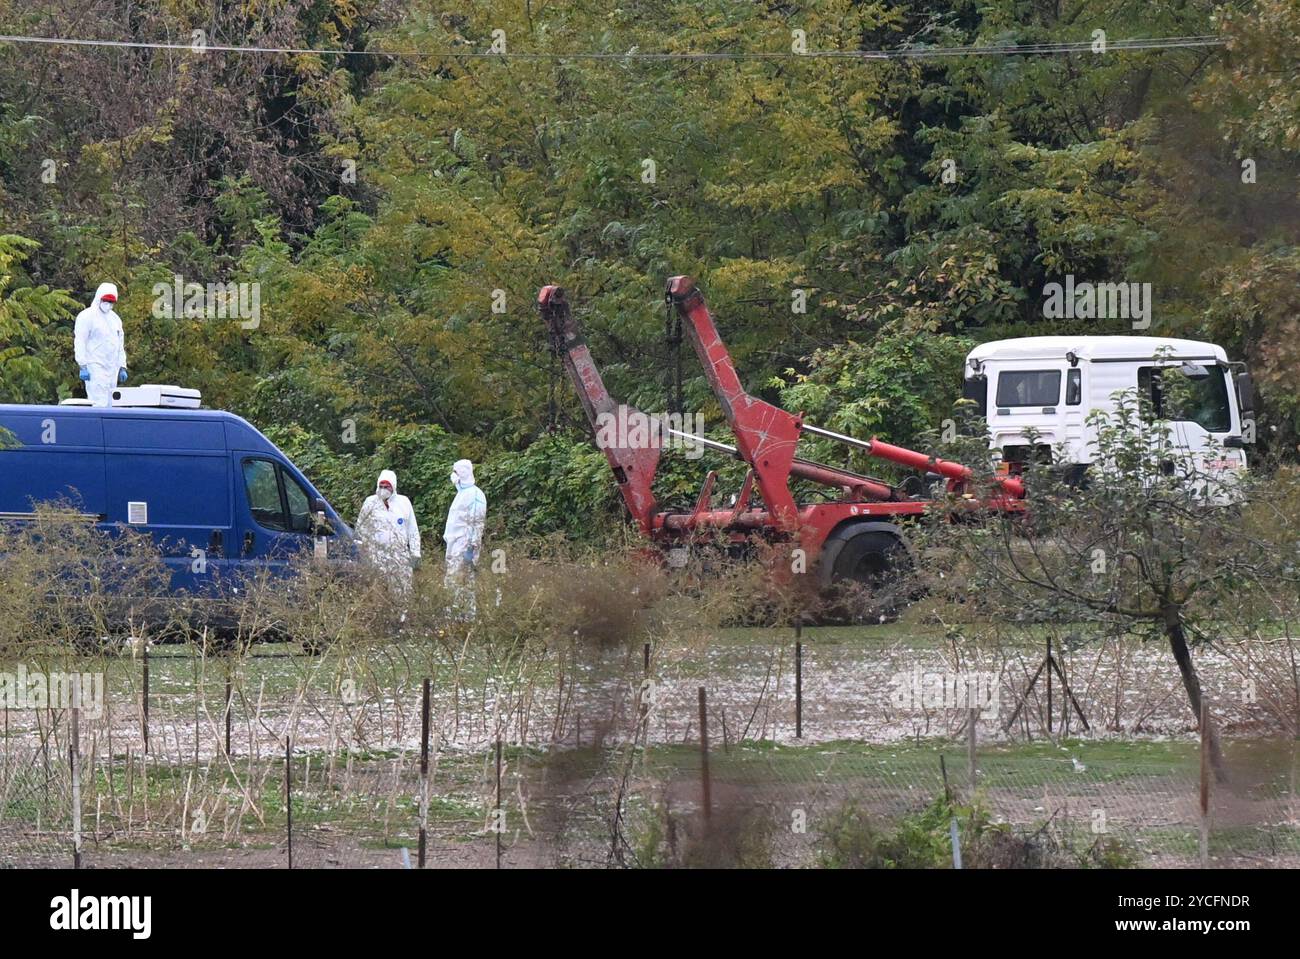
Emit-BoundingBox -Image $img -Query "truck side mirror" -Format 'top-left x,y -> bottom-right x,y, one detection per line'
1235,372 -> 1255,416
961,374 -> 988,416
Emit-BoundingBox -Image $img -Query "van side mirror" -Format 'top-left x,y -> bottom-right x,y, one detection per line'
312,498 -> 334,535
1235,372 -> 1255,416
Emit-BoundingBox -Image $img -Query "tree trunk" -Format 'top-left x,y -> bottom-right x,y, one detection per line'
1166,614 -> 1229,783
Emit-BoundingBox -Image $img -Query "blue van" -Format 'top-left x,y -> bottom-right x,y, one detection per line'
0,401 -> 355,637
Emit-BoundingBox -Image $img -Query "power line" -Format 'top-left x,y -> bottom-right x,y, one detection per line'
0,33 -> 1226,62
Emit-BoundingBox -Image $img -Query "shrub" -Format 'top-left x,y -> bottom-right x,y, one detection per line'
816,794 -> 1139,869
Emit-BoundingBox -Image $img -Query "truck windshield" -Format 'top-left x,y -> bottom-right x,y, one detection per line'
996,370 -> 1061,407
1138,365 -> 1231,433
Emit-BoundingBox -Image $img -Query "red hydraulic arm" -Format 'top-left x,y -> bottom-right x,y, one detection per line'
666,275 -> 1025,502
542,276 -> 1022,558
666,276 -> 801,529
800,426 -> 1026,499
540,283 -> 896,536
668,276 -> 853,530
538,285 -> 660,535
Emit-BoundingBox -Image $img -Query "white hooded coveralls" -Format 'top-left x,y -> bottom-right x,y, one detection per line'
355,469 -> 422,590
74,282 -> 127,408
444,460 -> 486,617
443,460 -> 486,571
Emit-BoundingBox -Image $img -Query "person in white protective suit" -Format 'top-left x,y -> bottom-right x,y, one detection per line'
355,470 -> 422,595
443,459 -> 487,618
73,282 -> 127,407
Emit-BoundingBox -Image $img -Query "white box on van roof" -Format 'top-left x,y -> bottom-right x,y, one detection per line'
58,384 -> 202,408
111,385 -> 202,408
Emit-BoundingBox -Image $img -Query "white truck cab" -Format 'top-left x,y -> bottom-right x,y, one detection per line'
963,336 -> 1253,482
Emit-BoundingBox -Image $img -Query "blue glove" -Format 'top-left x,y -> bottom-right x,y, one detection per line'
79,365 -> 90,381
118,367 -> 128,384
464,546 -> 478,565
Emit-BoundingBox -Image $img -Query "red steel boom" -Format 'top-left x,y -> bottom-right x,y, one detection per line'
540,277 -> 1024,592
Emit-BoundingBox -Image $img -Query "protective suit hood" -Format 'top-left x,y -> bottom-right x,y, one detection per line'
91,282 -> 119,310
376,469 -> 398,494
451,459 -> 476,487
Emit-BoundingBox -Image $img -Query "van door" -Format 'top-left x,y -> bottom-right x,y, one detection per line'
233,455 -> 317,574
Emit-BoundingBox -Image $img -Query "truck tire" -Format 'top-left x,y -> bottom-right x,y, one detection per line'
830,530 -> 908,585
819,524 -> 915,622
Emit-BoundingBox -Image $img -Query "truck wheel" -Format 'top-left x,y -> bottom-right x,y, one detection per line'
821,527 -> 914,622
830,530 -> 908,585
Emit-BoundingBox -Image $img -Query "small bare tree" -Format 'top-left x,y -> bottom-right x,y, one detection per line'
924,392 -> 1300,782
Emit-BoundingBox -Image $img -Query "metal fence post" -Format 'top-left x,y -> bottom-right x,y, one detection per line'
419,678 -> 430,868
698,687 -> 712,822
224,671 -> 233,758
285,737 -> 293,869
71,693 -> 81,869
495,738 -> 503,869
795,623 -> 803,740
1200,699 -> 1211,867
968,707 -> 978,788
1046,635 -> 1053,734
141,640 -> 150,754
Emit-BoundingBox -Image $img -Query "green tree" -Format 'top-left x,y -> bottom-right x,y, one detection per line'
0,234 -> 76,402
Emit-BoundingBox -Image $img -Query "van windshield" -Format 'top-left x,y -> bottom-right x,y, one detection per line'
283,471 -> 313,532
1138,365 -> 1231,433
996,370 -> 1062,407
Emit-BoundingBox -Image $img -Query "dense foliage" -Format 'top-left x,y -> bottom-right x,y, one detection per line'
1,1 -> 1296,537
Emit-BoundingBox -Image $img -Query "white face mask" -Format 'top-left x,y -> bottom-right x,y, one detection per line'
379,487 -> 392,502
450,473 -> 459,488
98,301 -> 113,313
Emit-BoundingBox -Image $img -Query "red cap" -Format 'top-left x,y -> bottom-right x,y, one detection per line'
101,293 -> 117,302
378,480 -> 393,489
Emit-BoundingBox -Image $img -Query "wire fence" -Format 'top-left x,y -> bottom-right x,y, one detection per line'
3,632 -> 1299,868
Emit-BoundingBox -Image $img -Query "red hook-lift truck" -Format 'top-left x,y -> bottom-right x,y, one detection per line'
537,276 -> 1024,596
